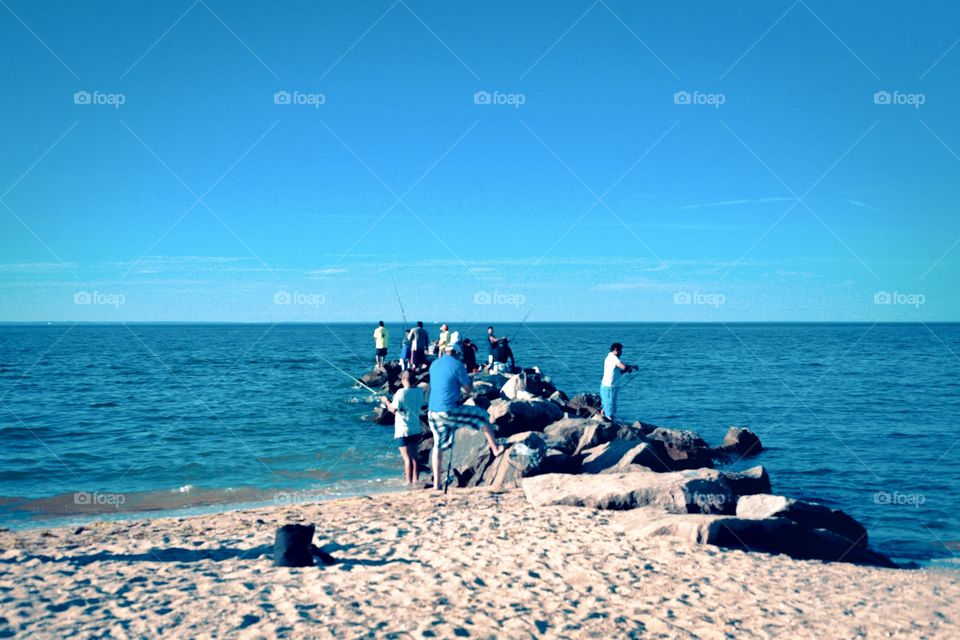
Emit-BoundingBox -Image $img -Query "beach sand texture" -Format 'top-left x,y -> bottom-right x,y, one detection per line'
1,488 -> 957,639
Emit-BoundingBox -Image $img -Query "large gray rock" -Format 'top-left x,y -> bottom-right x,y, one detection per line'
521,469 -> 735,514
565,393 -> 602,418
542,418 -> 603,455
485,432 -> 548,490
719,427 -> 763,457
646,427 -> 714,469
488,399 -> 564,437
721,466 -> 771,496
618,512 -> 894,568
539,447 -> 580,475
736,494 -> 868,548
580,440 -> 670,474
448,429 -> 496,488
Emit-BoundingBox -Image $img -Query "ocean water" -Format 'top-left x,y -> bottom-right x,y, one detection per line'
1,323 -> 958,565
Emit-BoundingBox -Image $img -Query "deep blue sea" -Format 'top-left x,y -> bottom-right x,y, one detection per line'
1,323 -> 958,566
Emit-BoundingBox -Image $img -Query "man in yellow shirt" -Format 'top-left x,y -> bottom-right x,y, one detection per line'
373,321 -> 389,368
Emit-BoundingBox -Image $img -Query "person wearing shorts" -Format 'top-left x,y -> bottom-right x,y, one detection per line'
373,321 -> 389,368
427,343 -> 503,490
382,369 -> 425,485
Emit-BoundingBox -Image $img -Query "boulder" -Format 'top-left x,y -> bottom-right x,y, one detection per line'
580,440 -> 671,474
539,447 -> 580,475
369,405 -> 394,426
359,369 -> 389,388
721,466 -> 771,496
500,374 -> 537,401
521,469 -> 735,514
736,494 -> 868,548
720,427 -> 763,457
448,429 -> 497,488
565,393 -> 602,418
487,399 -> 564,437
542,418 -> 600,455
618,512 -> 894,568
485,432 -> 548,490
646,427 -> 714,469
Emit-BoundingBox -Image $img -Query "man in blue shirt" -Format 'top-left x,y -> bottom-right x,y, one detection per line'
428,344 -> 504,490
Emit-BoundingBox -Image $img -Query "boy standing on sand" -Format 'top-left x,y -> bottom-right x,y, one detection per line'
373,321 -> 389,368
427,343 -> 504,490
381,369 -> 425,485
600,342 -> 636,422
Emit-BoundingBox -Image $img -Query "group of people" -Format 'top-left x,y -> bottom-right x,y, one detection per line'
372,322 -> 638,489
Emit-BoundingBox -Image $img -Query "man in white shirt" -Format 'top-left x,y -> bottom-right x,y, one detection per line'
600,342 -> 636,422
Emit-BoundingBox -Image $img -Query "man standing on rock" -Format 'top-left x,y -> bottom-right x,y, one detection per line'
373,321 -> 389,368
408,321 -> 429,370
428,343 -> 504,490
600,342 -> 637,422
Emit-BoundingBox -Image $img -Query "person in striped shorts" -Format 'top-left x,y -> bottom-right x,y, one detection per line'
427,343 -> 504,490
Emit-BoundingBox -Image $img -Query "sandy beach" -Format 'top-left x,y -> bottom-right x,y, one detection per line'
1,487 -> 957,639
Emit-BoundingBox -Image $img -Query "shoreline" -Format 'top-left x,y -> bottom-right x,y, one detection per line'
2,486 -> 958,638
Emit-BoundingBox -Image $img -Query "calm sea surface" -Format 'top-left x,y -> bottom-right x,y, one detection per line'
1,323 -> 958,565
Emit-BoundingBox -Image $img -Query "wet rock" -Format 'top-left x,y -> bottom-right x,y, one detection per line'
720,427 -> 763,457
721,466 -> 771,496
736,494 -> 869,548
646,427 -> 714,469
618,512 -> 894,568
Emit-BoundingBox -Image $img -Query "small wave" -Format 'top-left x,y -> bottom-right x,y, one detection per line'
89,401 -> 118,408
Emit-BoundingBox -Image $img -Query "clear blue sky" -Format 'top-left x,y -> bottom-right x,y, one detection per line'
1,0 -> 958,322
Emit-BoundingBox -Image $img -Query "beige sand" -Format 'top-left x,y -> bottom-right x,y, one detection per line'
1,488 -> 957,639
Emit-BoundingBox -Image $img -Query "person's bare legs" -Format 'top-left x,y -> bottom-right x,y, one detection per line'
406,443 -> 419,483
431,441 -> 442,490
399,446 -> 413,484
482,426 -> 504,457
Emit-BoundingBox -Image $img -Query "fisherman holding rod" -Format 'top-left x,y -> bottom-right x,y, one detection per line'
600,342 -> 638,422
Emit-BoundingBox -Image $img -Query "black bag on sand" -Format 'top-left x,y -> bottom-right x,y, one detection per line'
274,524 -> 316,567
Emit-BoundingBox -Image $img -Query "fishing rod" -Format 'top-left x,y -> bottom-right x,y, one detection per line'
391,270 -> 408,334
318,354 -> 385,396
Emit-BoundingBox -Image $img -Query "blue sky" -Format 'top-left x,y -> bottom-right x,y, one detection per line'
1,0 -> 958,322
